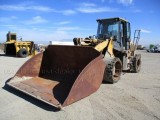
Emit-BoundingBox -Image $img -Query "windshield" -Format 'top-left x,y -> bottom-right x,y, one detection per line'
97,21 -> 119,39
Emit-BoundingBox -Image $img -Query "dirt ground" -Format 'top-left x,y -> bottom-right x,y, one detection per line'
0,50 -> 160,120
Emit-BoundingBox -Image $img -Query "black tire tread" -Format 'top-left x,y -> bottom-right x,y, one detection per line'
131,54 -> 141,73
103,57 -> 122,84
18,48 -> 29,58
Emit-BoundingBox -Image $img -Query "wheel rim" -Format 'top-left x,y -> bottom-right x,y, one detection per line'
113,61 -> 122,80
22,51 -> 27,55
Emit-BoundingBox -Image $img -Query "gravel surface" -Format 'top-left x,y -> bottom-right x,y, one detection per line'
0,50 -> 160,120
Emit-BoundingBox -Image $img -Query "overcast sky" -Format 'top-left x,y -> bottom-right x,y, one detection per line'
0,0 -> 159,45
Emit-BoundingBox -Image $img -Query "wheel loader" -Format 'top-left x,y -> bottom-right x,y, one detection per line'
6,17 -> 141,109
4,31 -> 36,57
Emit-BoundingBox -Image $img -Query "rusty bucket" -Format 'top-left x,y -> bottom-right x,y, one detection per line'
7,45 -> 106,108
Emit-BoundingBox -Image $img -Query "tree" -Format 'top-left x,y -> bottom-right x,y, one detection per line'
150,44 -> 154,49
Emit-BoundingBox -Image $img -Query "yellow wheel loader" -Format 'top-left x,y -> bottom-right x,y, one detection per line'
4,32 -> 36,57
6,18 -> 141,109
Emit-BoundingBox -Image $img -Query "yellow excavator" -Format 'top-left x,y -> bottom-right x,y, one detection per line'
7,17 -> 141,109
4,32 -> 36,57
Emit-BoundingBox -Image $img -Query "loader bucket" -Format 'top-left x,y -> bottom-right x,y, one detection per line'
7,45 -> 106,108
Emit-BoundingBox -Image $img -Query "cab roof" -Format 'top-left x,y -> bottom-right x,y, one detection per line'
97,17 -> 128,22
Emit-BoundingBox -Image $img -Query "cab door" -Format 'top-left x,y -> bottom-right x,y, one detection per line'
120,21 -> 131,50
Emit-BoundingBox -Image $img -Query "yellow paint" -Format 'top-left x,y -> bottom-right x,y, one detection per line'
107,39 -> 114,57
94,38 -> 114,57
94,40 -> 109,52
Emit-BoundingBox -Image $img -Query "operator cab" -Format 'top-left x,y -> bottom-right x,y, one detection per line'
96,17 -> 131,51
6,31 -> 17,42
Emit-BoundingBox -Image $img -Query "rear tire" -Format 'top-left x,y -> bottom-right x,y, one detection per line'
18,48 -> 28,58
103,57 -> 122,83
131,54 -> 141,73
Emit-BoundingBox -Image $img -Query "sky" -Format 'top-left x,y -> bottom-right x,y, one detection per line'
0,0 -> 159,45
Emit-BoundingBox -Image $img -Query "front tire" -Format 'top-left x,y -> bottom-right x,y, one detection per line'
103,57 -> 122,83
18,48 -> 29,58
